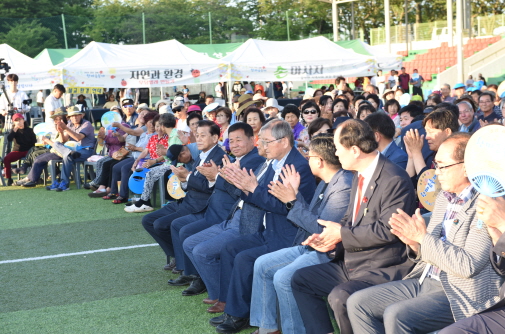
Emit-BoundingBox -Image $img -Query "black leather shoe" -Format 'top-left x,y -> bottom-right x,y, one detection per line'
215,315 -> 250,333
182,277 -> 207,296
172,268 -> 183,274
22,181 -> 37,187
167,275 -> 194,286
209,313 -> 228,327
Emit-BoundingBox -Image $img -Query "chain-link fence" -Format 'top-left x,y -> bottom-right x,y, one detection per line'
370,14 -> 505,46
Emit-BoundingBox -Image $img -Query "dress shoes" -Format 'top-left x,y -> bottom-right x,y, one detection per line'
172,268 -> 183,274
209,313 -> 228,327
207,301 -> 226,313
167,275 -> 194,286
182,277 -> 207,296
203,297 -> 218,305
164,258 -> 176,271
215,314 -> 250,334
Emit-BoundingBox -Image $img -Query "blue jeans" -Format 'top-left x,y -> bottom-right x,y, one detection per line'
183,211 -> 242,300
250,246 -> 326,334
28,152 -> 60,182
53,142 -> 92,183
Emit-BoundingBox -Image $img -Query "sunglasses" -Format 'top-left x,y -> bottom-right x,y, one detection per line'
303,109 -> 318,115
123,104 -> 133,108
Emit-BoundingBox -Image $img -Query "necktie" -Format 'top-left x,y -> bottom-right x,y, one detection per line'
354,174 -> 365,221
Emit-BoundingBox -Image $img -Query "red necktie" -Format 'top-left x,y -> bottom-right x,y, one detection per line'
355,174 -> 365,221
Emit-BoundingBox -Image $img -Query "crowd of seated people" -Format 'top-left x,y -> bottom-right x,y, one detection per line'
2,77 -> 505,334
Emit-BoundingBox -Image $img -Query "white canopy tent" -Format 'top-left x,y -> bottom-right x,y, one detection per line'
0,44 -> 53,90
52,40 -> 223,89
358,41 -> 403,71
221,36 -> 377,82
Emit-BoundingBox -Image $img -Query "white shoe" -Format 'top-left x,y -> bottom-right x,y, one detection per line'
133,204 -> 154,212
124,205 -> 137,213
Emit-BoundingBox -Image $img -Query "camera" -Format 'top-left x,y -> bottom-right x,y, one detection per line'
0,58 -> 11,81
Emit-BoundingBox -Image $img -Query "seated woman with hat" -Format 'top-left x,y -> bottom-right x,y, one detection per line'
86,107 -> 131,198
2,113 -> 36,186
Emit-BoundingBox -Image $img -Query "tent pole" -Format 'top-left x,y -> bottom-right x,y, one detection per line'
149,88 -> 152,107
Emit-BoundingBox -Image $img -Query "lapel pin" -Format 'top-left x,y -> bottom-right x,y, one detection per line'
453,219 -> 459,225
319,194 -> 324,200
362,197 -> 368,203
476,219 -> 484,229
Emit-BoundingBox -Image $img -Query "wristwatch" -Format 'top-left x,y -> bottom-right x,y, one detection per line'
286,199 -> 297,211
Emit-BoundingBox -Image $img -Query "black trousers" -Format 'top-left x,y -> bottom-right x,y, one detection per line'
291,261 -> 373,334
439,306 -> 505,334
97,158 -> 122,187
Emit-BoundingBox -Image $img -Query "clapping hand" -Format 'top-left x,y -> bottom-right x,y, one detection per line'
196,160 -> 219,182
268,180 -> 296,204
389,208 -> 426,253
403,129 -> 424,157
222,165 -> 258,195
219,155 -> 240,184
156,143 -> 167,157
279,164 -> 300,194
177,130 -> 189,144
170,165 -> 190,182
301,219 -> 342,252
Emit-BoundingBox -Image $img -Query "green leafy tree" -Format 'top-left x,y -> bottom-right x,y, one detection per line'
0,20 -> 60,57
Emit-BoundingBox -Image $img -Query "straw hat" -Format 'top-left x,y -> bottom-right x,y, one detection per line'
236,94 -> 256,117
67,106 -> 85,117
50,107 -> 67,119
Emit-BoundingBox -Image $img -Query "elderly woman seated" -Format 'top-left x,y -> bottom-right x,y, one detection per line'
86,107 -> 131,198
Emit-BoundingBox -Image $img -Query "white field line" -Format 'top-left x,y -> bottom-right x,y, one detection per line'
0,244 -> 158,264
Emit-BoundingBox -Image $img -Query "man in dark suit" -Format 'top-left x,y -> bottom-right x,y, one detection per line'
249,134 -> 353,334
210,120 -> 316,334
141,120 -> 225,270
290,119 -> 416,334
439,195 -> 505,334
364,112 -> 408,169
168,123 -> 265,295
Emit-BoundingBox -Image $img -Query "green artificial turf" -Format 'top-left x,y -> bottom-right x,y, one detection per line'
0,185 -> 253,334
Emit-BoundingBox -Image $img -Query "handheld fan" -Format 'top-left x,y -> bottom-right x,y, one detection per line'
33,122 -> 54,137
465,125 -> 505,197
416,169 -> 442,212
101,111 -> 122,132
464,125 -> 505,226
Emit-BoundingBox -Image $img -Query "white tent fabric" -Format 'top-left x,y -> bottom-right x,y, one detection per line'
53,40 -> 222,88
0,44 -> 53,90
221,37 -> 377,81
360,42 -> 403,71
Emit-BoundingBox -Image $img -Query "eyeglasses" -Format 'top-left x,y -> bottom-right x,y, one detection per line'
433,161 -> 464,171
123,105 -> 133,108
479,100 -> 493,104
261,138 -> 283,146
303,109 -> 318,115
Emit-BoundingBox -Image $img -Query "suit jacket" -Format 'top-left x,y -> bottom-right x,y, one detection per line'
288,169 -> 353,263
493,234 -> 505,300
404,191 -> 504,321
180,145 -> 226,214
204,147 -> 265,225
242,146 -> 316,252
383,141 -> 408,169
336,153 -> 417,284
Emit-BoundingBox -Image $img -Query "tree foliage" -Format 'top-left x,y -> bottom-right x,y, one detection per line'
0,20 -> 60,57
0,0 -> 505,54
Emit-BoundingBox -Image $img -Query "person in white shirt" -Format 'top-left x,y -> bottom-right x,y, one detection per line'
0,73 -> 30,131
36,90 -> 44,107
43,84 -> 65,126
215,82 -> 223,98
